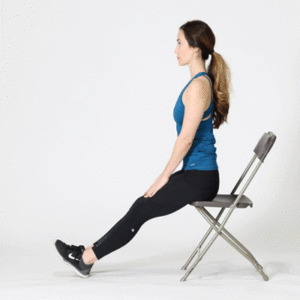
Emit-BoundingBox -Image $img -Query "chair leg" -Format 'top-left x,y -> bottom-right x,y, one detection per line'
180,215 -> 223,282
201,208 -> 257,259
181,207 -> 226,271
194,207 -> 269,282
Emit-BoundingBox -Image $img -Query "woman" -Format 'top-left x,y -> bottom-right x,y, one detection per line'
55,19 -> 231,278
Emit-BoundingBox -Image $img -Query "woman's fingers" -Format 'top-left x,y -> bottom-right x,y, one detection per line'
146,190 -> 155,198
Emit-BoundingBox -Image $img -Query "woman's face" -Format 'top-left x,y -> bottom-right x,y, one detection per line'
174,29 -> 195,66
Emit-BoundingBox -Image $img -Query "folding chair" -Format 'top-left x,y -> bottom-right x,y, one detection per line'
180,131 -> 276,282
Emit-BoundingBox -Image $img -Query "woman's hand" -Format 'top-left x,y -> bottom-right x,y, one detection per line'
144,173 -> 170,198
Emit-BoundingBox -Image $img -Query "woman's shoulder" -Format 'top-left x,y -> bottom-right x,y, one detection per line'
182,76 -> 211,107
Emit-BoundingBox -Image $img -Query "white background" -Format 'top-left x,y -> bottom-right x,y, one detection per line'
1,0 -> 300,299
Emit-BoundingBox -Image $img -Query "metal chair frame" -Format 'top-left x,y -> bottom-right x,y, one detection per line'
180,131 -> 276,282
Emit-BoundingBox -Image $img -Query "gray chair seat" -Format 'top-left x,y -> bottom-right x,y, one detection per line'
190,194 -> 253,208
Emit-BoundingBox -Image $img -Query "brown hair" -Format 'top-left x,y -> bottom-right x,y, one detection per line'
179,20 -> 232,129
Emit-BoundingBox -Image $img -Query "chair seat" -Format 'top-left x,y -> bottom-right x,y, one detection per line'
190,194 -> 253,209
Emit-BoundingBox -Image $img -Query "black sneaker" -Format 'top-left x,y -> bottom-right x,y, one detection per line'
55,239 -> 94,278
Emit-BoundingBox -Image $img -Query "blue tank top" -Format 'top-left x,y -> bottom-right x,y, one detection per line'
173,72 -> 218,171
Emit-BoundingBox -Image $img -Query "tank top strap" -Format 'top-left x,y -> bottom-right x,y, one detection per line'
198,73 -> 213,116
193,72 -> 213,96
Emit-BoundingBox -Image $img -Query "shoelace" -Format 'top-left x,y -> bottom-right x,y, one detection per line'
66,244 -> 85,261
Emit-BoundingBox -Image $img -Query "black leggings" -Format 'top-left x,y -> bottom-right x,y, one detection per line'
92,169 -> 219,260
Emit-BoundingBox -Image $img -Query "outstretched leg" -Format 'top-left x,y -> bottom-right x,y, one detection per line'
86,169 -> 211,262
56,169 -> 219,275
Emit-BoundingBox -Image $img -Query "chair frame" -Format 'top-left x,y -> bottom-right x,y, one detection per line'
180,131 -> 276,282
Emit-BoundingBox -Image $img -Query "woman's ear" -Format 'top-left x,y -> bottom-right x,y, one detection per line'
193,47 -> 201,57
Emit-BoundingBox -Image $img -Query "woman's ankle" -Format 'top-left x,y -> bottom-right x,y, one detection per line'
83,247 -> 97,265
85,245 -> 94,251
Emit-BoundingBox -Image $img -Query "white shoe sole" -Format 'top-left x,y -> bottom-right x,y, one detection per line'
54,241 -> 90,278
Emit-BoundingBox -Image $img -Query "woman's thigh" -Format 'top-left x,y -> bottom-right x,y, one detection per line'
181,169 -> 220,203
127,169 -> 219,222
156,169 -> 220,206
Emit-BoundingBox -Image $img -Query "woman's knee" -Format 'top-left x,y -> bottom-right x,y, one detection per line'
127,196 -> 151,219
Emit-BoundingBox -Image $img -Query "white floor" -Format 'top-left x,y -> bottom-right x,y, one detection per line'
1,244 -> 299,300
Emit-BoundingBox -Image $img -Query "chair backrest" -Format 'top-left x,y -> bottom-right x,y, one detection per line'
230,132 -> 277,206
253,131 -> 277,162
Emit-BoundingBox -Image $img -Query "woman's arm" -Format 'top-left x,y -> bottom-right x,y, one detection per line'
161,79 -> 208,178
161,136 -> 192,177
144,136 -> 191,198
144,79 -> 208,198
